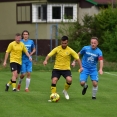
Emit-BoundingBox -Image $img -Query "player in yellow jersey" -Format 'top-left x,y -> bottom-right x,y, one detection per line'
43,36 -> 83,101
3,33 -> 32,91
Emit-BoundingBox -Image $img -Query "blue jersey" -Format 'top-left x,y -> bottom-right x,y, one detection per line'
21,39 -> 35,62
80,45 -> 103,69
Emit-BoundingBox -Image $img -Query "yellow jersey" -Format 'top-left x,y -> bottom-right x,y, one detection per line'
6,41 -> 27,65
48,45 -> 79,70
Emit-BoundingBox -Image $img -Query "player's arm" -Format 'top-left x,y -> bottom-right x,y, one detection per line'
25,52 -> 32,61
30,47 -> 36,56
3,43 -> 12,67
98,56 -> 103,75
23,44 -> 32,61
43,47 -> 57,66
30,41 -> 36,56
3,52 -> 9,67
72,47 -> 85,67
71,50 -> 83,72
43,55 -> 50,66
71,52 -> 80,66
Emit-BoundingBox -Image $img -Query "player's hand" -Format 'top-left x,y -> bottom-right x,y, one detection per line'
29,56 -> 32,61
98,69 -> 103,75
78,67 -> 83,73
71,61 -> 76,67
3,62 -> 7,67
43,60 -> 47,66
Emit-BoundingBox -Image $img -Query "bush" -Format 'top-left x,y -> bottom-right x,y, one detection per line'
59,6 -> 117,62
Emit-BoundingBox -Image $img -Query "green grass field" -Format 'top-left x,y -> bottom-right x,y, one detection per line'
0,71 -> 117,117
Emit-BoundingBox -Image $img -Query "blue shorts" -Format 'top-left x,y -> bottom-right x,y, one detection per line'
80,68 -> 98,82
21,61 -> 32,74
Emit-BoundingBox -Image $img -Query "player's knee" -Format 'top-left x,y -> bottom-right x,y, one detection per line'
80,81 -> 85,86
66,76 -> 72,82
27,72 -> 31,77
92,81 -> 98,87
52,77 -> 58,84
66,78 -> 72,84
20,74 -> 25,79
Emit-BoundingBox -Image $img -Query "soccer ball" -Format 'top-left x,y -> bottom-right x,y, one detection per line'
50,93 -> 60,102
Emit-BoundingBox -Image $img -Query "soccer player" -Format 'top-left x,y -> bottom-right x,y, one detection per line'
17,30 -> 36,92
43,36 -> 83,101
3,33 -> 32,91
72,37 -> 103,99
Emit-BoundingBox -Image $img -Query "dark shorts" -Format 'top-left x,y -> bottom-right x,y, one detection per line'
10,62 -> 21,74
52,69 -> 72,79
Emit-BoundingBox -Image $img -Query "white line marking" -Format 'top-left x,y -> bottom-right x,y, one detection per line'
104,72 -> 117,76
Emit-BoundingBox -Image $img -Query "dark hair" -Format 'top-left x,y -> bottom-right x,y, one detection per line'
61,36 -> 68,41
91,37 -> 98,41
15,33 -> 21,36
22,30 -> 29,38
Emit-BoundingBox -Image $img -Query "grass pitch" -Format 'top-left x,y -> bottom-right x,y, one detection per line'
0,71 -> 117,117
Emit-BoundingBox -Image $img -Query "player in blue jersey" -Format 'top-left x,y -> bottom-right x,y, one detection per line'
17,30 -> 36,92
72,37 -> 103,99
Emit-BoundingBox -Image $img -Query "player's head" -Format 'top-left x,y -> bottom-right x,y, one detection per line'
15,33 -> 21,43
90,37 -> 98,49
22,30 -> 29,40
61,36 -> 68,49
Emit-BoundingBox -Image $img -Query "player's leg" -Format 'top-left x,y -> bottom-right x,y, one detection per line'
12,70 -> 19,91
92,81 -> 98,99
25,72 -> 31,92
25,61 -> 32,92
62,70 -> 72,100
80,69 -> 88,95
5,63 -> 15,91
12,63 -> 21,91
17,63 -> 26,91
51,69 -> 60,93
5,79 -> 12,91
48,69 -> 60,102
5,62 -> 19,91
90,70 -> 98,99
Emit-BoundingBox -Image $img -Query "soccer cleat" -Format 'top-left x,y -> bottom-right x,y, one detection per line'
25,88 -> 29,92
92,97 -> 96,99
5,84 -> 9,91
82,85 -> 88,95
63,90 -> 69,100
17,84 -> 21,91
48,100 -> 52,102
13,89 -> 17,91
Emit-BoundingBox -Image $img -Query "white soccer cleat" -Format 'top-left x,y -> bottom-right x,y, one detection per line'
63,90 -> 69,100
48,100 -> 52,102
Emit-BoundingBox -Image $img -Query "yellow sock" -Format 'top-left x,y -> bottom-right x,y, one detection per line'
12,83 -> 16,89
64,82 -> 71,91
51,86 -> 56,93
7,80 -> 12,85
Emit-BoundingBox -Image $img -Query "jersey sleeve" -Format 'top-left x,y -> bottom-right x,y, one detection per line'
70,49 -> 79,60
98,50 -> 103,60
31,40 -> 35,49
48,47 -> 57,57
6,43 -> 12,53
79,46 -> 86,55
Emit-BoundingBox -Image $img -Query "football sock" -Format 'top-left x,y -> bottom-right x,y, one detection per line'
12,81 -> 16,89
51,84 -> 56,93
92,86 -> 98,97
83,83 -> 87,88
18,78 -> 23,85
25,78 -> 30,89
64,82 -> 71,91
7,79 -> 12,86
